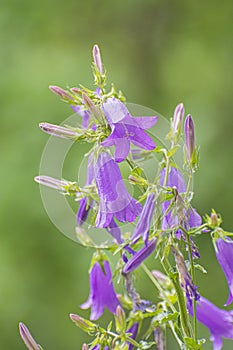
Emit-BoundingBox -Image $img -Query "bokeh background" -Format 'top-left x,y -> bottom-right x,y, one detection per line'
1,0 -> 233,349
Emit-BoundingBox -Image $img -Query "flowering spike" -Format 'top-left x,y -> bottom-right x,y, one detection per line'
19,323 -> 41,350
215,238 -> 233,306
39,122 -> 78,139
49,85 -> 74,101
184,114 -> 195,163
122,239 -> 156,275
95,152 -> 142,227
188,296 -> 233,350
80,260 -> 120,320
93,44 -> 103,74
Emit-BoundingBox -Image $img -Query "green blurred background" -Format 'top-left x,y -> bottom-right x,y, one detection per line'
1,0 -> 233,348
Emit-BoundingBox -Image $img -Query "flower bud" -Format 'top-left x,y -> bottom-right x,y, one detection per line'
39,122 -> 78,139
69,313 -> 96,333
172,103 -> 184,135
19,323 -> 41,350
93,44 -> 103,74
34,175 -> 68,190
115,305 -> 126,333
83,94 -> 102,122
82,344 -> 89,350
49,85 -> 74,101
184,114 -> 195,163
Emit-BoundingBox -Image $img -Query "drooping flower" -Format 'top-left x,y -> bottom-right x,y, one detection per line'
81,260 -> 119,320
215,238 -> 233,306
101,98 -> 158,162
95,151 -> 142,228
122,238 -> 156,275
132,193 -> 155,244
160,167 -> 202,235
187,296 -> 233,350
76,152 -> 94,226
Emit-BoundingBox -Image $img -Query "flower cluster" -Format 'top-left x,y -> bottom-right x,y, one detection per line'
20,45 -> 233,350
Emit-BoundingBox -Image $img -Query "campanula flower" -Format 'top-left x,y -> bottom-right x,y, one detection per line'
188,296 -> 233,350
81,260 -> 119,320
132,193 -> 155,244
95,151 -> 142,228
101,98 -> 158,162
76,152 -> 94,226
122,238 -> 156,274
215,238 -> 233,306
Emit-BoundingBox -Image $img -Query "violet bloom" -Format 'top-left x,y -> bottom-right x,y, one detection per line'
101,98 -> 158,162
122,238 -> 156,274
81,260 -> 119,320
160,167 -> 201,234
127,323 -> 139,350
215,238 -> 233,306
95,152 -> 142,228
132,193 -> 155,244
188,296 -> 233,350
76,153 -> 94,226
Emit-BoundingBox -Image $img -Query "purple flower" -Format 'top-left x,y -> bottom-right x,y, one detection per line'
188,296 -> 233,350
132,193 -> 155,244
106,218 -> 123,244
215,238 -> 233,306
71,104 -> 90,128
184,114 -> 195,162
76,152 -> 94,226
81,260 -> 119,320
122,238 -> 156,274
95,152 -> 142,228
127,323 -> 139,350
160,167 -> 202,234
101,98 -> 158,162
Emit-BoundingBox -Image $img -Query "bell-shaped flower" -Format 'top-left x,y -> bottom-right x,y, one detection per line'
160,167 -> 201,234
188,296 -> 233,350
131,193 -> 155,244
95,152 -> 142,228
127,323 -> 139,350
81,260 -> 119,320
122,238 -> 156,274
101,98 -> 158,162
76,152 -> 95,226
215,238 -> 233,306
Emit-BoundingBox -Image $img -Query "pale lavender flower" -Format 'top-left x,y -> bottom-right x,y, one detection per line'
188,296 -> 233,350
101,98 -> 158,162
122,238 -> 156,274
184,114 -> 195,162
95,152 -> 142,228
132,193 -> 155,244
160,167 -> 201,235
76,152 -> 94,226
19,323 -> 41,350
215,238 -> 233,306
81,260 -> 119,320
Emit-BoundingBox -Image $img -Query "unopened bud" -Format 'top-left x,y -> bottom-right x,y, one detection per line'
93,44 -> 103,74
128,174 -> 147,186
69,313 -> 96,333
83,94 -> 102,122
39,122 -> 78,139
115,305 -> 126,333
154,327 -> 165,350
19,323 -> 41,350
172,103 -> 184,135
152,270 -> 171,286
70,87 -> 82,95
49,85 -> 74,101
82,344 -> 89,350
184,114 -> 195,163
34,175 -> 68,191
